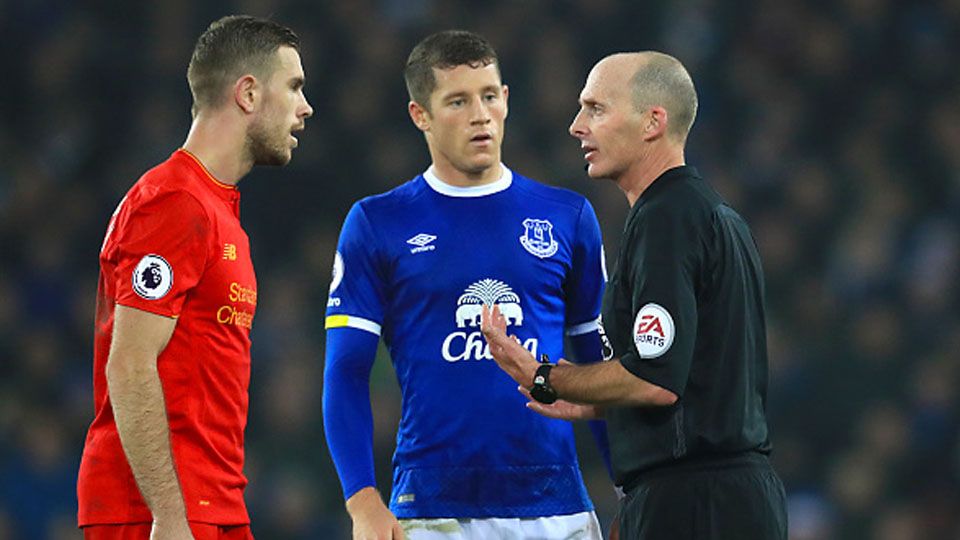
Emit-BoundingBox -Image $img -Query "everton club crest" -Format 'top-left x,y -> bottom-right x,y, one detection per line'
519,218 -> 559,258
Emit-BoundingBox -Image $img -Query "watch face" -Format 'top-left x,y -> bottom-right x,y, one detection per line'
531,365 -> 558,404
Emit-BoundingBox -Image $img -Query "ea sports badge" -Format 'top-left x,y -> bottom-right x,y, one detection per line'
132,254 -> 173,300
632,303 -> 674,358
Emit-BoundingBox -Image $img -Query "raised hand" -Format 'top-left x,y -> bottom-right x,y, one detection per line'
480,304 -> 539,385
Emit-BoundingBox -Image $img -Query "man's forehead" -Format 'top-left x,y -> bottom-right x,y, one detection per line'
434,62 -> 500,83
593,58 -> 634,83
581,66 -> 628,103
432,63 -> 502,100
276,46 -> 301,65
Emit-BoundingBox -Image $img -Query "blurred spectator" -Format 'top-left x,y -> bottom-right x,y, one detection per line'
1,1 -> 958,538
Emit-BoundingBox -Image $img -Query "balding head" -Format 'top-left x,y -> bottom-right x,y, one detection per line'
594,52 -> 698,143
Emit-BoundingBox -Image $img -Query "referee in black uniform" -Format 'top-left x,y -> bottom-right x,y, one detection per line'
481,51 -> 787,539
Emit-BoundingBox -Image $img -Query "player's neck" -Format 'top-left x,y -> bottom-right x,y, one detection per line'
619,145 -> 685,207
430,158 -> 503,187
182,112 -> 253,186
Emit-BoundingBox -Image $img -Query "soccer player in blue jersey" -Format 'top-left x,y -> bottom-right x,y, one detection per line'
323,30 -> 610,540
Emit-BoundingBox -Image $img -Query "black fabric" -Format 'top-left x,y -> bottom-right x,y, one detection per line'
617,456 -> 787,540
602,165 -> 774,483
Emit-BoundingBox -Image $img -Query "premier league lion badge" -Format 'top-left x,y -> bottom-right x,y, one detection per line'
132,254 -> 173,300
519,218 -> 559,259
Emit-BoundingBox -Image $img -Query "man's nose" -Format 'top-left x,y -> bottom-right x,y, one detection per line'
470,99 -> 491,123
569,110 -> 586,137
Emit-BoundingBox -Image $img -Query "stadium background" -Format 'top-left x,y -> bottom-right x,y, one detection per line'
1,1 -> 958,538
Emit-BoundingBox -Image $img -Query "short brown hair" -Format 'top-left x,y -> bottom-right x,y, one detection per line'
404,30 -> 499,111
187,15 -> 300,114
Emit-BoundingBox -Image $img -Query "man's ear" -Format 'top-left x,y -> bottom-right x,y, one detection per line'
502,84 -> 509,121
643,106 -> 669,141
409,100 -> 431,132
234,74 -> 258,114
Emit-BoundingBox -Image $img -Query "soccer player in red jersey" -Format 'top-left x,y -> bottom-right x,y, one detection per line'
77,15 -> 313,540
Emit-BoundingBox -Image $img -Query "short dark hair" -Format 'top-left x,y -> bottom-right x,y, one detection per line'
404,30 -> 499,111
187,15 -> 300,114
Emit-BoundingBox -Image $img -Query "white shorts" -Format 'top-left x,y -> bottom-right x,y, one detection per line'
400,511 -> 602,540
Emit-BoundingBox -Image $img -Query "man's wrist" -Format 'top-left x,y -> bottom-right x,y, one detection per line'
529,363 -> 558,404
346,486 -> 381,514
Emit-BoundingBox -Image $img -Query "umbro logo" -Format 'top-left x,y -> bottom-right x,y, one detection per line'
407,233 -> 437,254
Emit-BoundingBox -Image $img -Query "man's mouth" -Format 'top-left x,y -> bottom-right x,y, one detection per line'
290,125 -> 304,146
470,133 -> 493,144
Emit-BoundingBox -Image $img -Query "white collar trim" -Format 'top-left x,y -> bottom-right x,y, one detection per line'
423,164 -> 513,197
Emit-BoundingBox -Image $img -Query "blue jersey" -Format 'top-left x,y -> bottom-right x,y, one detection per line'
325,166 -> 606,518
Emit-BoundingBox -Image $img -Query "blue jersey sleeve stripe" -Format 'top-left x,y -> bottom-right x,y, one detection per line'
326,314 -> 382,336
565,317 -> 600,336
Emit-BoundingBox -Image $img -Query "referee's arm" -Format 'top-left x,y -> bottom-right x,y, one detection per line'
482,305 -> 677,411
547,358 -> 677,407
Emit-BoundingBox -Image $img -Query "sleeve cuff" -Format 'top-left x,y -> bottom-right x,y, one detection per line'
565,317 -> 600,336
114,299 -> 180,319
618,352 -> 684,397
325,314 -> 382,336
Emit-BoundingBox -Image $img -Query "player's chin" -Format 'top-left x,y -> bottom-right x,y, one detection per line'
256,148 -> 293,167
585,162 -> 610,180
249,133 -> 294,166
275,139 -> 296,164
465,155 -> 497,172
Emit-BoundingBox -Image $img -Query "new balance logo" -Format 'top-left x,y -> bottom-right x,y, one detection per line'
223,243 -> 237,260
407,233 -> 437,254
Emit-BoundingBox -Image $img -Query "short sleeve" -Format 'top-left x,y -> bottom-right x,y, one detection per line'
113,190 -> 210,318
563,198 -> 605,336
618,201 -> 702,396
325,202 -> 388,336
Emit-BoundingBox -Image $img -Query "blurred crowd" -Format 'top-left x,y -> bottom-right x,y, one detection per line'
1,0 -> 958,538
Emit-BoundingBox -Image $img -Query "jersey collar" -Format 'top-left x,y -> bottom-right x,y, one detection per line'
637,165 -> 700,204
176,149 -> 240,202
422,163 -> 513,197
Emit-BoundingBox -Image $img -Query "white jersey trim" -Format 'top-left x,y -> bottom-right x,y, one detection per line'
325,314 -> 382,336
565,317 -> 600,336
423,164 -> 513,198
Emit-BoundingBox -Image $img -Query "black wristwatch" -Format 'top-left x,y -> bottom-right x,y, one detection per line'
530,363 -> 558,404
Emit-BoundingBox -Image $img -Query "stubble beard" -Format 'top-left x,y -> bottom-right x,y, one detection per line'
246,119 -> 291,167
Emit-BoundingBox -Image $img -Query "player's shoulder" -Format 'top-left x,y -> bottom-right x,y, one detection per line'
353,175 -> 429,216
124,154 -> 207,216
511,171 -> 590,213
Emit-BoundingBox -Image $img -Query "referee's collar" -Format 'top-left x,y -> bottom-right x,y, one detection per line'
637,165 -> 700,203
422,164 -> 513,197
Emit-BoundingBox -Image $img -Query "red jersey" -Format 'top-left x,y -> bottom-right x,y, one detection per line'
78,150 -> 257,526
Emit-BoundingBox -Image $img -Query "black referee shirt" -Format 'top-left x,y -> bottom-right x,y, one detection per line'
599,165 -> 773,486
